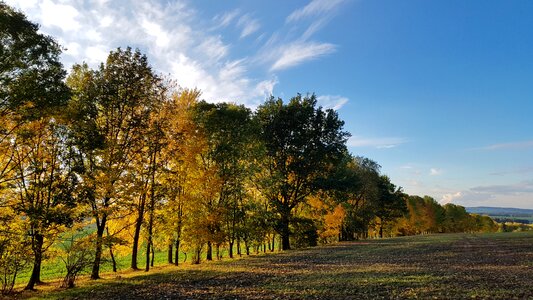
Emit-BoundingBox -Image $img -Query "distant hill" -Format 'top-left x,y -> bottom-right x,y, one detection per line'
466,206 -> 533,224
466,206 -> 533,216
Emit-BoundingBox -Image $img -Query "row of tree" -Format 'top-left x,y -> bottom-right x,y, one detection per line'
0,3 -> 497,294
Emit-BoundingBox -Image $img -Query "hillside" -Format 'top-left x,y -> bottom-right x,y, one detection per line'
13,232 -> 533,300
467,206 -> 533,224
466,206 -> 533,216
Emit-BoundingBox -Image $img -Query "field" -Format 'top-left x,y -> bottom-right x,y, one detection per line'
11,232 -> 533,299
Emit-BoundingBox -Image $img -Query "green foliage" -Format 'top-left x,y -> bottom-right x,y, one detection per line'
255,94 -> 349,249
57,230 -> 95,288
291,217 -> 319,248
0,2 -> 69,119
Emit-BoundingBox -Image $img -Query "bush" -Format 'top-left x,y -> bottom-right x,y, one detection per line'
291,218 -> 319,248
58,232 -> 94,288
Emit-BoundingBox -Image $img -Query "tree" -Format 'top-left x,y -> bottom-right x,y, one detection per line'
373,175 -> 406,238
193,101 -> 255,259
1,3 -> 72,290
255,94 -> 349,250
11,120 -> 79,290
330,155 -> 379,241
67,48 -> 165,279
159,89 -> 204,265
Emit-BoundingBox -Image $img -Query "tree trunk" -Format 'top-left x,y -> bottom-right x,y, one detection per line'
244,240 -> 250,255
271,234 -> 275,252
131,200 -> 145,270
206,241 -> 212,261
151,243 -> 155,267
237,238 -> 241,256
24,233 -> 44,290
229,241 -> 234,258
145,234 -> 152,271
280,213 -> 291,250
167,243 -> 173,264
174,238 -> 180,266
91,218 -> 106,280
193,247 -> 201,264
379,218 -> 384,239
145,156 -> 156,272
107,228 -> 117,272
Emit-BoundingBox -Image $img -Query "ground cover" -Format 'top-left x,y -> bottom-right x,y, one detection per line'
10,232 -> 533,299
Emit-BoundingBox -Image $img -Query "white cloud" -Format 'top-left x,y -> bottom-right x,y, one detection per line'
270,41 -> 336,71
430,168 -> 442,176
197,35 -> 228,64
214,9 -> 240,27
286,0 -> 347,23
64,41 -> 80,57
348,136 -> 407,149
440,181 -> 533,209
141,19 -> 170,49
85,46 -> 108,65
5,0 -> 345,105
4,0 -> 38,10
238,14 -> 260,38
39,0 -> 80,31
317,95 -> 348,110
98,15 -> 113,28
441,192 -> 463,205
85,29 -> 102,42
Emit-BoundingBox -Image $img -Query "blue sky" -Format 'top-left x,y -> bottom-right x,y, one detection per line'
6,0 -> 533,209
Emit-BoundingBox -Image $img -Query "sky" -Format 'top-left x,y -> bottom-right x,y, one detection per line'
5,0 -> 533,209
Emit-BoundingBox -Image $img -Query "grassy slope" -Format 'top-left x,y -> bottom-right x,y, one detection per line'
11,232 -> 533,299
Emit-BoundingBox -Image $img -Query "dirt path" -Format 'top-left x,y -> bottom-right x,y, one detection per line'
17,232 -> 533,299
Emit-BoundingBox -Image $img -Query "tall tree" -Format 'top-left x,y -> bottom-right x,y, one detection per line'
1,3 -> 71,290
255,94 -> 349,250
0,2 -> 69,201
193,101 -> 255,259
12,120 -> 78,290
373,175 -> 406,238
159,89 -> 203,265
67,48 -> 165,279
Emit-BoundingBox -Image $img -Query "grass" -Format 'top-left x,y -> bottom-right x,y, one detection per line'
8,232 -> 533,299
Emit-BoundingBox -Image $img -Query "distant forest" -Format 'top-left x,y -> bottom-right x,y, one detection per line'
0,3 -> 506,293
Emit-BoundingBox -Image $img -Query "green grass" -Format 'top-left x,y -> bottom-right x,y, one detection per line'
15,242 -> 262,286
10,232 -> 533,299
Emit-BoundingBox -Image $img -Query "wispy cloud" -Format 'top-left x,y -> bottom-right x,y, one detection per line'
316,95 -> 348,110
490,166 -> 533,176
253,0 -> 349,72
238,14 -> 260,39
286,0 -> 347,23
470,181 -> 533,195
348,136 -> 407,149
6,0 -> 347,105
5,0 -> 275,106
270,41 -> 336,71
441,181 -> 533,209
214,9 -> 240,28
476,140 -> 533,151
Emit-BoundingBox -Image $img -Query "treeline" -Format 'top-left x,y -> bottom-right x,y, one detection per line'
0,3 -> 497,294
